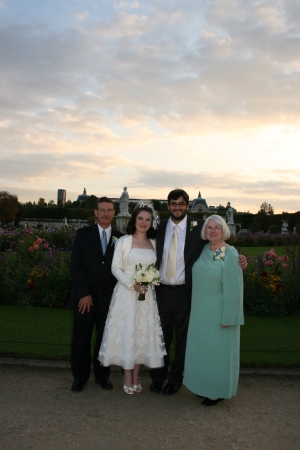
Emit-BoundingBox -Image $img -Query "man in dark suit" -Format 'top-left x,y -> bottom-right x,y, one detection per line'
150,189 -> 246,395
149,189 -> 205,395
70,197 -> 123,392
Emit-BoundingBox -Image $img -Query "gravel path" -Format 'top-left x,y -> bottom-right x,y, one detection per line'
0,364 -> 299,450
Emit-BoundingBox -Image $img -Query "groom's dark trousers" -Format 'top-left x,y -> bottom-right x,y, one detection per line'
70,224 -> 123,384
150,217 -> 205,385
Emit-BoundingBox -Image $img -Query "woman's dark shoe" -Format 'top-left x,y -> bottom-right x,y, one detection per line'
202,397 -> 224,406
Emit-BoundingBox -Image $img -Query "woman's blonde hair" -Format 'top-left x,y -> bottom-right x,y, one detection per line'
201,215 -> 230,240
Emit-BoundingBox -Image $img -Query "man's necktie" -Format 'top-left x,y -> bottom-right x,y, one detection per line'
101,230 -> 107,255
166,225 -> 178,282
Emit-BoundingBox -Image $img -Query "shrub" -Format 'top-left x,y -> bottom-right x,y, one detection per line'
269,225 -> 279,234
87,216 -> 97,226
249,222 -> 261,232
295,224 -> 300,235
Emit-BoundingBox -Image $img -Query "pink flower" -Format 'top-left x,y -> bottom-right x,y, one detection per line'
28,247 -> 34,252
265,260 -> 274,266
43,243 -> 49,249
28,282 -> 36,292
284,255 -> 288,261
282,264 -> 288,269
33,244 -> 39,250
263,258 -> 267,264
37,238 -> 42,244
278,256 -> 284,262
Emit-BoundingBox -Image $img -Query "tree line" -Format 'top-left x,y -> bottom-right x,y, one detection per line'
0,191 -> 299,233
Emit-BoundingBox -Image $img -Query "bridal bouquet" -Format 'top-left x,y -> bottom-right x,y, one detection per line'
133,263 -> 161,301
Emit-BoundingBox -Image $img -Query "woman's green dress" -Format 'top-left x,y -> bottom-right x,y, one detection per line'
183,244 -> 244,399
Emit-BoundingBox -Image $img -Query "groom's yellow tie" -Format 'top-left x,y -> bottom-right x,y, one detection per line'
166,225 -> 178,282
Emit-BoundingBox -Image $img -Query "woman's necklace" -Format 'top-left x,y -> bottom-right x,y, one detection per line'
209,241 -> 225,251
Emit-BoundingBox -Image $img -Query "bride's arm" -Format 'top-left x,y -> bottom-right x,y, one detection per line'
111,237 -> 135,290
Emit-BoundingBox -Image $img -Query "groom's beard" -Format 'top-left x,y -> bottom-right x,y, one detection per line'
169,209 -> 188,222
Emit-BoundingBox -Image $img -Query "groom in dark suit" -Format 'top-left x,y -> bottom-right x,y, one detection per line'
150,189 -> 205,395
70,197 -> 123,392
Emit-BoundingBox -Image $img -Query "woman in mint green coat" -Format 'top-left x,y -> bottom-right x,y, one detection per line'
183,215 -> 244,406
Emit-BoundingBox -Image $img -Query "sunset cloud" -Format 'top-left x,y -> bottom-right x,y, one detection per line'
0,0 -> 299,212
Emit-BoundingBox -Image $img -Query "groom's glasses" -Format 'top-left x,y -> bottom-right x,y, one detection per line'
169,201 -> 186,207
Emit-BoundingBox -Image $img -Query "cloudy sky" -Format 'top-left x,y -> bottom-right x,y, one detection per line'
0,0 -> 299,213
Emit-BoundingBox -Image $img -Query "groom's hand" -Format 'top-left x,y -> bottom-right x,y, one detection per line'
78,295 -> 93,314
238,254 -> 248,270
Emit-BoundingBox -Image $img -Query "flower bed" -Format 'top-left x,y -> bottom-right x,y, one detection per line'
228,231 -> 300,247
1,227 -> 299,314
0,227 -> 74,308
243,247 -> 300,316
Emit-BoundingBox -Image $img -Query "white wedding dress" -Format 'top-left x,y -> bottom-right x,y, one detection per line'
98,248 -> 166,370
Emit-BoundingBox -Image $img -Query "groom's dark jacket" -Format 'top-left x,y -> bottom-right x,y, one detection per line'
156,216 -> 205,302
70,224 -> 123,307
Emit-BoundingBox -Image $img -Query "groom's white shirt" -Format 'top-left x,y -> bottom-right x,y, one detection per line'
160,216 -> 187,285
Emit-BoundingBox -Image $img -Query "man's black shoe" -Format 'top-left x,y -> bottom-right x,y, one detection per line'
71,380 -> 85,392
150,381 -> 163,394
162,383 -> 181,395
95,379 -> 113,390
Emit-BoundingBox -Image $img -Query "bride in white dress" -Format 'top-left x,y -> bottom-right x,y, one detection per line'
98,203 -> 166,394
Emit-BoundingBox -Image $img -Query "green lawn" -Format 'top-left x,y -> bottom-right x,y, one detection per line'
0,306 -> 299,367
237,246 -> 286,258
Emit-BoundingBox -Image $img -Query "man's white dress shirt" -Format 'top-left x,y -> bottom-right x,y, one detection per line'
96,224 -> 112,248
160,216 -> 187,285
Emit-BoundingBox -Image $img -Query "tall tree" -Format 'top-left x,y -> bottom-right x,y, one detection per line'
0,191 -> 19,224
38,198 -> 47,207
259,202 -> 274,215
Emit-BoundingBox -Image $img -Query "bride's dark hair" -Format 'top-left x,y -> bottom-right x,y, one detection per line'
126,205 -> 156,239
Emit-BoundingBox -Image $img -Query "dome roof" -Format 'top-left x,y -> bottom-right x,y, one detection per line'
77,188 -> 90,202
191,192 -> 208,211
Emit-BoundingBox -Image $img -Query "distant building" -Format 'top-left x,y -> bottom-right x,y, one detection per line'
77,187 -> 90,202
190,192 -> 209,212
57,189 -> 66,205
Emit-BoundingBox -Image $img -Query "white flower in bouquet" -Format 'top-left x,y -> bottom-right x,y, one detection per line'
133,263 -> 162,300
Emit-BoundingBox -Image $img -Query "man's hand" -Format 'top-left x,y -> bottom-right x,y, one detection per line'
78,295 -> 93,314
238,254 -> 248,270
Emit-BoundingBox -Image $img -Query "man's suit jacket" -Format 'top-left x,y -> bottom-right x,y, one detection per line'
70,224 -> 123,307
156,216 -> 205,302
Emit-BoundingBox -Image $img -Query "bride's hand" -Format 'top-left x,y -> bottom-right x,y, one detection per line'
134,284 -> 148,294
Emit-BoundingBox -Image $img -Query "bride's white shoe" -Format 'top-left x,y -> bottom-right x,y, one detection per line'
123,384 -> 134,395
133,383 -> 142,393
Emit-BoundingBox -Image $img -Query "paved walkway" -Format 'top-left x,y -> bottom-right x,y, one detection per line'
0,360 -> 299,450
